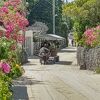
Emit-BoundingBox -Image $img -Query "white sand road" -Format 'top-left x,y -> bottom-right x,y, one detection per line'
13,47 -> 100,100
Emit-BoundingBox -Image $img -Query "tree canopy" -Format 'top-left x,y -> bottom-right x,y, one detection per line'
27,0 -> 63,34
63,0 -> 100,41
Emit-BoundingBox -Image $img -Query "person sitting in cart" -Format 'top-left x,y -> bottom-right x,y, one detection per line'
39,44 -> 50,65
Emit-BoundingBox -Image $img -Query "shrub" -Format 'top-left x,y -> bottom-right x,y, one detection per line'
95,67 -> 100,74
0,71 -> 12,99
78,25 -> 100,48
8,63 -> 24,79
0,0 -> 28,98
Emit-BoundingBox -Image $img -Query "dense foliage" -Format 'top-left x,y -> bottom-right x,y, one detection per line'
0,0 -> 28,99
79,25 -> 100,47
28,0 -> 53,33
27,0 -> 63,35
63,0 -> 100,43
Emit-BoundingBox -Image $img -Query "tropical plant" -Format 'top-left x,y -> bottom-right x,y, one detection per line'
0,0 -> 28,99
78,25 -> 100,47
63,0 -> 100,43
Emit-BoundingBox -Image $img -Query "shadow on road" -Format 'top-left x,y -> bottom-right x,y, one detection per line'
57,61 -> 72,65
59,49 -> 76,53
12,86 -> 29,100
12,76 -> 44,99
13,76 -> 44,86
23,62 -> 37,66
28,56 -> 39,59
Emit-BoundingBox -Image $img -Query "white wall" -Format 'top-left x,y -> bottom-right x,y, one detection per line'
25,30 -> 33,56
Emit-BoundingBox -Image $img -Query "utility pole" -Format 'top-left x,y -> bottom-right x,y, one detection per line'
53,0 -> 55,34
22,0 -> 26,48
22,0 -> 28,49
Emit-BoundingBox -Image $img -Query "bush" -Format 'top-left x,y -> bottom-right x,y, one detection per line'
0,71 -> 12,99
95,67 -> 100,74
0,0 -> 28,98
8,63 -> 24,79
78,25 -> 100,48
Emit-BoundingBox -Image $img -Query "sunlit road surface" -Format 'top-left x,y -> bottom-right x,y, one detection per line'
13,47 -> 100,100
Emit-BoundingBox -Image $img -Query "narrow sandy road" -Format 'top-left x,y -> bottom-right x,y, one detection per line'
13,47 -> 100,100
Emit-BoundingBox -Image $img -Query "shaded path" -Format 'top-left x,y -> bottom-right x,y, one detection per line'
13,47 -> 100,100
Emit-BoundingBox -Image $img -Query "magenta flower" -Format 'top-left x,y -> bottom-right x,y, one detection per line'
0,7 -> 8,13
2,63 -> 11,73
84,29 -> 94,37
96,25 -> 100,30
4,0 -> 21,7
83,26 -> 100,47
0,61 -> 11,74
5,22 -> 14,33
0,0 -> 29,44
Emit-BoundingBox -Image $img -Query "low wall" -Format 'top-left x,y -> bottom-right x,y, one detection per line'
77,46 -> 100,70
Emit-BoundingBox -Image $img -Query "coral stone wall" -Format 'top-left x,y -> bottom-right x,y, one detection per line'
77,46 -> 100,70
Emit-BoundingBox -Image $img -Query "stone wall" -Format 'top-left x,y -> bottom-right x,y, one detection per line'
77,46 -> 100,70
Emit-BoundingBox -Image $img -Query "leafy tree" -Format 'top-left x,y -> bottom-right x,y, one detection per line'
27,0 -> 63,34
27,0 -> 53,33
63,0 -> 100,42
26,0 -> 39,13
55,0 -> 63,35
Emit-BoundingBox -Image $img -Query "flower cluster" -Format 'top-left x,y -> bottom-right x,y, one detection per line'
83,25 -> 100,47
0,0 -> 28,43
0,60 -> 11,74
0,1 -> 27,98
84,29 -> 97,46
4,0 -> 22,11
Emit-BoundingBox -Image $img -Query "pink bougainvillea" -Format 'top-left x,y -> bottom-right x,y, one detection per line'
0,0 -> 29,43
96,25 -> 100,30
83,25 -> 100,47
1,6 -> 9,13
0,60 -> 11,74
4,0 -> 22,10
